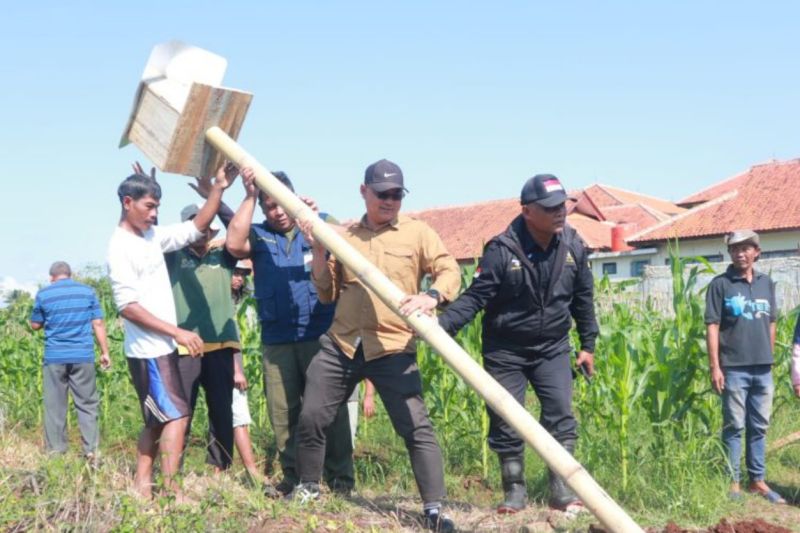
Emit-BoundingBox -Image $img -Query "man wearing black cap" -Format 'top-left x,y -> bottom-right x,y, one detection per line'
438,174 -> 598,514
705,230 -> 784,504
295,159 -> 461,532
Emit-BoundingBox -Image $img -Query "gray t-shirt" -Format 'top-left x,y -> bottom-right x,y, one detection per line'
704,266 -> 776,367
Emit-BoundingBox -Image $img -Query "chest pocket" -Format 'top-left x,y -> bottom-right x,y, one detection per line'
383,246 -> 417,282
552,251 -> 578,299
496,262 -> 526,304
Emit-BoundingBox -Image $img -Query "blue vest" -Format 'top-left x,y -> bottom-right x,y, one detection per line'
251,220 -> 336,345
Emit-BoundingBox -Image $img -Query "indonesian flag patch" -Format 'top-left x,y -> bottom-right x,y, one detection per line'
543,178 -> 564,193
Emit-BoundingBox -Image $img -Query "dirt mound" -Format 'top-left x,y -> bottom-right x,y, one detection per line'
590,519 -> 792,533
706,518 -> 792,533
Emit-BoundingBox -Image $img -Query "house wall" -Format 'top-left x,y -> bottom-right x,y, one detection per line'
590,253 -> 658,280
648,230 -> 800,265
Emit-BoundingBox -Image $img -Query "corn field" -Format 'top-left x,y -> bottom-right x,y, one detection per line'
1,253 -> 798,523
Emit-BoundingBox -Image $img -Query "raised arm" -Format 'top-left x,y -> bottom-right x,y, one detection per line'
193,162 -> 238,233
188,173 -> 236,228
226,167 -> 259,259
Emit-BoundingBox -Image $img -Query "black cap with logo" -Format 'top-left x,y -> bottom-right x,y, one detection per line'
364,159 -> 409,193
520,174 -> 571,207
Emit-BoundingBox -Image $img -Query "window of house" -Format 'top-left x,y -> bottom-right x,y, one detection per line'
760,249 -> 799,259
602,262 -> 617,275
683,254 -> 723,265
630,259 -> 650,277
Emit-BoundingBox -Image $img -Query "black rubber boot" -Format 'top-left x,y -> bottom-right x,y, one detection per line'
548,440 -> 581,510
497,455 -> 528,514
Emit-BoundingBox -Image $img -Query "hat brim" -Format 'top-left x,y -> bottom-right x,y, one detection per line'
368,182 -> 409,193
532,192 -> 570,208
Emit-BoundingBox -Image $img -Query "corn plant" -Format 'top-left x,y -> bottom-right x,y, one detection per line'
418,260 -> 490,477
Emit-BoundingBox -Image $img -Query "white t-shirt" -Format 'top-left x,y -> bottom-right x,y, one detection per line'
107,221 -> 202,359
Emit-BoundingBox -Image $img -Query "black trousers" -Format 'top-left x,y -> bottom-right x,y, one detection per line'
484,347 -> 577,457
296,334 -> 446,503
181,348 -> 235,469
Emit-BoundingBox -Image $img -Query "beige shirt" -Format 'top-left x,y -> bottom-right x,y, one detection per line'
313,214 -> 461,360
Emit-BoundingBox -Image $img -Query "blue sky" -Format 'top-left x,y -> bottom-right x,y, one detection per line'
2,1 -> 799,293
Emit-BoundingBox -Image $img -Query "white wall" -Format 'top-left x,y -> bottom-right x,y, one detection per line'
590,255 -> 654,279
649,230 -> 800,266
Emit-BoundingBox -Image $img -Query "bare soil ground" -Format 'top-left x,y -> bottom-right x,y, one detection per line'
2,430 -> 799,532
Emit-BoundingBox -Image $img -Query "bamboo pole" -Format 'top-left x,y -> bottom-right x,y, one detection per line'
205,126 -> 644,533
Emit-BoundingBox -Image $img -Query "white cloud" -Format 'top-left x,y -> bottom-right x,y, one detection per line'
0,276 -> 40,305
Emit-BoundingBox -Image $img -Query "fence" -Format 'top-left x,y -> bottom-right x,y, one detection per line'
597,257 -> 800,315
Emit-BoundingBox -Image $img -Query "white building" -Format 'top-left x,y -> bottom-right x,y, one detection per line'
626,159 -> 800,267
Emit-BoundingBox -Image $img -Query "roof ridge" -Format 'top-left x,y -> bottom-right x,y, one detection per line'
627,189 -> 739,242
597,183 -> 680,206
589,184 -> 625,205
573,190 -> 606,221
677,167 -> 751,204
750,157 -> 800,169
634,202 -> 673,221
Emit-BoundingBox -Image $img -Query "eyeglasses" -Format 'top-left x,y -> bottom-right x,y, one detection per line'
375,190 -> 405,201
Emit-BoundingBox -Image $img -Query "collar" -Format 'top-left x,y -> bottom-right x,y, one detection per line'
356,214 -> 401,231
260,220 -> 296,236
725,264 -> 761,282
515,219 -> 559,253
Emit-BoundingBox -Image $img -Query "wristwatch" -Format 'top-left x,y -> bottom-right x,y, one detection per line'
425,288 -> 442,305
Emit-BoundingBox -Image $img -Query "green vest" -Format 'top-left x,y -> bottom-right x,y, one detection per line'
166,245 -> 239,343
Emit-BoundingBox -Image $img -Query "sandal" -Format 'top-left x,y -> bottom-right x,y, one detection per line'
750,489 -> 786,504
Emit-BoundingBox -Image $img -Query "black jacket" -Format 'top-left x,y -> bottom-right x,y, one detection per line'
438,216 -> 598,356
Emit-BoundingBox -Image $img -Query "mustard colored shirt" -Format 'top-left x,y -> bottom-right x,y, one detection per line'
313,214 -> 460,360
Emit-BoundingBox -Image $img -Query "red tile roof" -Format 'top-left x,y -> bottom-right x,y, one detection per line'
601,203 -> 668,234
566,214 -> 614,250
410,199 -> 519,261
410,200 -> 617,260
677,166 -> 752,206
569,190 -> 606,220
410,184 -> 682,260
629,159 -> 800,244
585,184 -> 685,215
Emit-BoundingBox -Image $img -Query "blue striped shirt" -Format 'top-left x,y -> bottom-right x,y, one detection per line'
30,279 -> 103,365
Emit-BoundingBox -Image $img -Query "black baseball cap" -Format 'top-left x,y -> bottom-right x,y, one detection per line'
520,174 -> 571,207
364,159 -> 409,193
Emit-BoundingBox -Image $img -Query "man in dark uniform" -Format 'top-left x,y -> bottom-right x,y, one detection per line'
438,173 -> 598,514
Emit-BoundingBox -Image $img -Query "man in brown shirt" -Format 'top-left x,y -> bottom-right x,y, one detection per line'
294,159 -> 460,532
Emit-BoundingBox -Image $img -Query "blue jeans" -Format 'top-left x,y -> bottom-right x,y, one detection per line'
721,365 -> 774,483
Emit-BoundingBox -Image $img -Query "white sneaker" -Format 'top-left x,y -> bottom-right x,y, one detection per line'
290,482 -> 320,504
